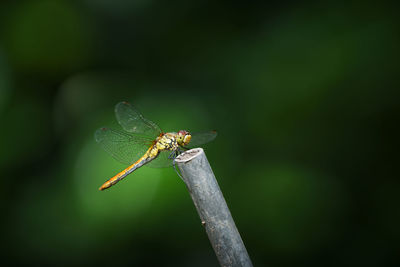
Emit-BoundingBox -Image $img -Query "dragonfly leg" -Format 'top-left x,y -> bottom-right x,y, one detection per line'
170,150 -> 185,181
168,150 -> 176,160
173,158 -> 185,181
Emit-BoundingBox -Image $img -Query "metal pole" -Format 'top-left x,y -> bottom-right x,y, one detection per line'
175,148 -> 253,267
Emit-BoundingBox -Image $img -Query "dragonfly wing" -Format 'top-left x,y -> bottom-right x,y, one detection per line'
146,150 -> 174,168
187,130 -> 217,147
115,101 -> 162,138
95,127 -> 153,165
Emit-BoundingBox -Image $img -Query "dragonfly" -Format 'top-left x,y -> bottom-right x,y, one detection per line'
95,101 -> 217,191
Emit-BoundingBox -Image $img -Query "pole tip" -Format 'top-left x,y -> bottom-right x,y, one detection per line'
175,148 -> 203,163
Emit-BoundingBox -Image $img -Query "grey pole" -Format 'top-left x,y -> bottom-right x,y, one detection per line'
175,148 -> 253,267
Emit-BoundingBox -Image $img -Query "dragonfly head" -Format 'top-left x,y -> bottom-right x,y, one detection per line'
177,130 -> 191,146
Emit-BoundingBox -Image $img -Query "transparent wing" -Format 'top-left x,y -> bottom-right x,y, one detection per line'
146,150 -> 174,168
95,127 -> 154,165
186,130 -> 217,147
115,101 -> 162,138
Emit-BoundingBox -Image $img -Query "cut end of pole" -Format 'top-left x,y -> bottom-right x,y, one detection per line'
175,148 -> 203,163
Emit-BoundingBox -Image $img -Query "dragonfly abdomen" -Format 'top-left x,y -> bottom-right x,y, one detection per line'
99,145 -> 158,190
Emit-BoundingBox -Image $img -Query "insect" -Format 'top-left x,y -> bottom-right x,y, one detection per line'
95,101 -> 217,190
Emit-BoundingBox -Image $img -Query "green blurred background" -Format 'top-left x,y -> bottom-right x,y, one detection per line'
1,1 -> 399,266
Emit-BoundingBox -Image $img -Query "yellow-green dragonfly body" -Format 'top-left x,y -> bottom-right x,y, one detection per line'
95,101 -> 216,190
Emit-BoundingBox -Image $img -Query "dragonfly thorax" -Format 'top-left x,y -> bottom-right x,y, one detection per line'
155,131 -> 191,152
155,133 -> 179,152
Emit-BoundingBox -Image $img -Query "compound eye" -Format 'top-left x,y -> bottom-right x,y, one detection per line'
184,134 -> 192,145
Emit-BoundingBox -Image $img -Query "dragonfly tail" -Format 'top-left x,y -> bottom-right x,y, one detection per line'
99,154 -> 153,190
